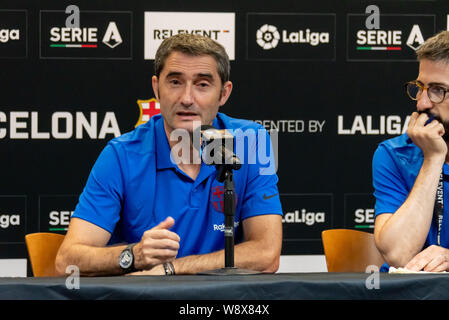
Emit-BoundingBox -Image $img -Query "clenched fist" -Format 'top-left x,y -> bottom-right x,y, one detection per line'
407,111 -> 447,162
133,217 -> 180,271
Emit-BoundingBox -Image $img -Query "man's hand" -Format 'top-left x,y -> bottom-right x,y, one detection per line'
407,112 -> 447,161
404,245 -> 449,272
133,217 -> 180,271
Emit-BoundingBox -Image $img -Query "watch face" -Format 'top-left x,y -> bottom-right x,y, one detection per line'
120,250 -> 133,269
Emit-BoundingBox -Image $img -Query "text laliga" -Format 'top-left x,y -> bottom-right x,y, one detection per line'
282,209 -> 325,225
338,115 -> 410,135
0,29 -> 20,43
282,29 -> 330,46
0,214 -> 20,229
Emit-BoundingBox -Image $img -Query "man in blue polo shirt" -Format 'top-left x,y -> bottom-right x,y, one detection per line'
55,34 -> 283,276
373,31 -> 449,272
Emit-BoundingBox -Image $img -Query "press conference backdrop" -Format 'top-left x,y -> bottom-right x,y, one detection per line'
1,0 -> 446,276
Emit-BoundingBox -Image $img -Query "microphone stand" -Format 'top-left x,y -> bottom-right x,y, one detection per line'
199,162 -> 261,275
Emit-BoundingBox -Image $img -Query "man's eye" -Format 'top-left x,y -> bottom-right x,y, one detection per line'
198,82 -> 209,87
430,86 -> 445,95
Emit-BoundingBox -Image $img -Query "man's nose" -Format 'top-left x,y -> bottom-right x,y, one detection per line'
180,83 -> 194,106
416,89 -> 433,112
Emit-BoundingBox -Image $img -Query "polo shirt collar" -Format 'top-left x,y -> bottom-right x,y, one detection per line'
155,116 -> 222,183
155,117 -> 176,170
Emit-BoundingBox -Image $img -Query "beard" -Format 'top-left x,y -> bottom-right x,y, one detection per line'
418,110 -> 449,141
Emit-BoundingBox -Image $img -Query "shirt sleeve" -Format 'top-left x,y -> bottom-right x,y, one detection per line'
372,144 -> 409,217
72,142 -> 125,233
239,127 -> 283,219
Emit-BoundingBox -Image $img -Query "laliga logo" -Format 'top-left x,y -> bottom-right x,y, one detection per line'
256,23 -> 329,50
0,29 -> 19,43
282,209 -> 325,226
256,24 -> 280,50
0,214 -> 20,229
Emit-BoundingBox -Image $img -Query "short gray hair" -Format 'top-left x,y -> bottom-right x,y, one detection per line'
154,33 -> 230,84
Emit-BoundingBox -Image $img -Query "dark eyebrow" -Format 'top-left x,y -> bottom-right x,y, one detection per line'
429,82 -> 449,88
197,73 -> 214,80
166,71 -> 183,78
165,72 -> 214,81
417,79 -> 449,89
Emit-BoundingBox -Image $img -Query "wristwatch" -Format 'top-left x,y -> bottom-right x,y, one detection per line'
119,243 -> 137,274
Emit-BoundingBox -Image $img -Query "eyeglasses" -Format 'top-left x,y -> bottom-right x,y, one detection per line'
405,80 -> 449,104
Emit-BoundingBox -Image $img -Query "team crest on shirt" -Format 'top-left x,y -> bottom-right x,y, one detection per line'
135,98 -> 161,127
210,185 -> 238,213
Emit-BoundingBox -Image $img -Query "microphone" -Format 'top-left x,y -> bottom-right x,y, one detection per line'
200,125 -> 242,170
198,125 -> 258,275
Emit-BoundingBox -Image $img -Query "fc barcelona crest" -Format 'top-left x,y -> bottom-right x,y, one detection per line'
135,98 -> 161,127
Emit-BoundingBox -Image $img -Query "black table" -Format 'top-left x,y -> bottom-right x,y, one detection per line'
1,272 -> 449,300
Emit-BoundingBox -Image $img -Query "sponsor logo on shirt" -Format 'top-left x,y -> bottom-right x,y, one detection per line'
210,185 -> 239,213
263,193 -> 279,200
213,221 -> 240,232
211,185 -> 225,212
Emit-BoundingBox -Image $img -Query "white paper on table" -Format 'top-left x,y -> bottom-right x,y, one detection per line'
388,266 -> 447,274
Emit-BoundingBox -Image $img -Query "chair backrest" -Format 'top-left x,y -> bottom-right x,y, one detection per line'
321,229 -> 385,272
25,232 -> 65,277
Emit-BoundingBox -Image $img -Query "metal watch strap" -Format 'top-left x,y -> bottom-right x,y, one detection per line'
121,243 -> 137,274
163,262 -> 175,275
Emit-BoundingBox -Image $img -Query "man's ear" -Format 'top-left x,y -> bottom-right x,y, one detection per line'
152,75 -> 160,100
219,81 -> 233,107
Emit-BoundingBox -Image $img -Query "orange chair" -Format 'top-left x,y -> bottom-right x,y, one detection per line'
25,232 -> 65,277
321,229 -> 385,272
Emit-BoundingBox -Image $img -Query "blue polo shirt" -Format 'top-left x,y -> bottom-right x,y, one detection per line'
372,133 -> 449,270
72,113 -> 283,258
